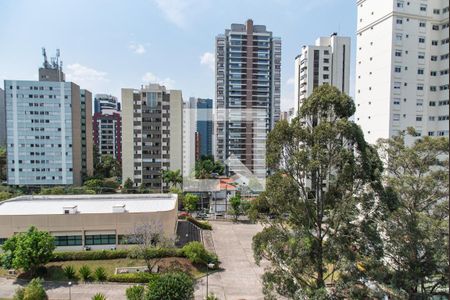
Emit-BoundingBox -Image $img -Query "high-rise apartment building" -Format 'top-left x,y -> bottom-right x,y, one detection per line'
122,84 -> 183,190
183,99 -> 196,178
294,34 -> 351,116
0,88 -> 5,147
93,93 -> 122,162
195,98 -> 213,157
4,50 -> 93,186
93,109 -> 122,162
94,94 -> 119,114
215,19 -> 281,178
356,0 -> 449,144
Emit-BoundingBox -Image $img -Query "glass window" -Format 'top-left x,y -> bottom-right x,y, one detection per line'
54,235 -> 82,246
393,114 -> 400,121
85,234 -> 116,245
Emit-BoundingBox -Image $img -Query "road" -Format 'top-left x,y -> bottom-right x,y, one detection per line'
195,221 -> 267,300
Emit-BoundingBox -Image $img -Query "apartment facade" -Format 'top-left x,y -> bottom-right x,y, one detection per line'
94,94 -> 119,114
215,19 -> 281,179
93,110 -> 122,162
183,99 -> 196,178
294,34 -> 351,116
196,98 -> 213,158
0,88 -> 5,147
355,0 -> 449,144
122,84 -> 183,190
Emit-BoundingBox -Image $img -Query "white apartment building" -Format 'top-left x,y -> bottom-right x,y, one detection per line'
356,0 -> 449,145
294,33 -> 351,116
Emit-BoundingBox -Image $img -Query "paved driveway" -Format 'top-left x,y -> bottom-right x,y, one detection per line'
195,221 -> 267,300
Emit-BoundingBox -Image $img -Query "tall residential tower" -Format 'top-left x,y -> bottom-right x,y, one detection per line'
355,0 -> 449,144
215,19 -> 281,178
122,84 -> 183,190
294,34 -> 351,115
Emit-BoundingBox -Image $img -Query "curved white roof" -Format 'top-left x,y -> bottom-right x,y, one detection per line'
0,194 -> 177,216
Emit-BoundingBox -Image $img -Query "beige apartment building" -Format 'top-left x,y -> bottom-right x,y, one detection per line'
0,194 -> 178,251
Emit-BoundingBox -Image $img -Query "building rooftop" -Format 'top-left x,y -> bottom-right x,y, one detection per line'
0,194 -> 177,216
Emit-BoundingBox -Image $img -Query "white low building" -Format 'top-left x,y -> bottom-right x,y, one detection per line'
0,194 -> 178,251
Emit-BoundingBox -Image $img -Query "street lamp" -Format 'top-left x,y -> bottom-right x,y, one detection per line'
205,262 -> 215,298
68,281 -> 72,300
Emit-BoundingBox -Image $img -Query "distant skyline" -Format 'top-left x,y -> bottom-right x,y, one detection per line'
0,0 -> 356,111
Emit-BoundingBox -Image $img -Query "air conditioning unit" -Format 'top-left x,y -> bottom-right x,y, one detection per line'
63,205 -> 78,214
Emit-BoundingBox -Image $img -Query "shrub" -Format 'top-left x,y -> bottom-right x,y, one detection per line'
146,272 -> 194,300
14,278 -> 47,300
94,267 -> 107,282
126,285 -> 145,300
78,265 -> 92,282
108,273 -> 158,283
127,247 -> 183,260
51,249 -> 130,261
63,265 -> 76,280
182,242 -> 217,266
206,293 -> 219,300
91,293 -> 107,300
186,216 -> 212,230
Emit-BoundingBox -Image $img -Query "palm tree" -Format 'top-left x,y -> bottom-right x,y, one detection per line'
162,169 -> 182,189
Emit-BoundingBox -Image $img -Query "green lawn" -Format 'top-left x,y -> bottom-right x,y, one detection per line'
0,257 -> 205,282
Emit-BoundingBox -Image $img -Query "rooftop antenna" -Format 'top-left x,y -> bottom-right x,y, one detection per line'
56,49 -> 62,81
42,47 -> 50,68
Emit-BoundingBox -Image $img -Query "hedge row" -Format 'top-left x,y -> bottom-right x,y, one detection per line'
187,217 -> 212,230
51,249 -> 130,261
108,272 -> 158,283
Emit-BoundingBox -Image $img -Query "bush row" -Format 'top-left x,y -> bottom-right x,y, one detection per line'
108,272 -> 158,283
51,249 -> 130,261
186,216 -> 213,230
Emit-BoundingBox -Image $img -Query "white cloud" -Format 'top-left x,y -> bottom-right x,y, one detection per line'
153,0 -> 208,28
286,77 -> 295,85
129,42 -> 146,54
200,52 -> 214,71
66,63 -> 107,82
142,72 -> 175,89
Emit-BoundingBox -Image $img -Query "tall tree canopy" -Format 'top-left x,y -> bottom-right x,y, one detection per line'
195,155 -> 224,179
376,130 -> 449,298
252,85 -> 386,299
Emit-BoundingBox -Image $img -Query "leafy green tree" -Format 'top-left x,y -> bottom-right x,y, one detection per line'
126,285 -> 145,300
1,226 -> 55,276
14,278 -> 47,300
162,169 -> 182,189
0,191 -> 13,201
123,178 -> 134,193
195,155 -> 224,179
100,155 -> 122,178
376,130 -> 449,297
182,241 -> 216,265
182,193 -> 198,214
145,272 -> 194,300
83,179 -> 104,193
229,194 -> 242,221
252,85 -> 385,298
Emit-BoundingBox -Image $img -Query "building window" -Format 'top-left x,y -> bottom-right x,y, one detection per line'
417,84 -> 424,91
430,86 -> 437,91
396,18 -> 403,24
393,114 -> 400,121
441,54 -> 449,60
395,33 -> 403,41
54,235 -> 82,246
417,68 -> 424,75
85,234 -> 116,245
432,40 -> 438,46
418,52 -> 425,59
430,71 -> 437,76
394,82 -> 401,89
431,55 -> 438,61
395,50 -> 402,57
432,25 -> 439,30
416,115 -> 423,121
418,37 -> 425,43
439,100 -> 449,106
429,101 -> 436,107
429,116 -> 435,121
416,99 -> 423,106
428,131 -> 435,136
419,22 -> 426,27
438,115 -> 449,121
420,4 -> 427,11
433,9 -> 440,14
393,98 -> 401,105
397,0 -> 404,8
394,66 -> 402,73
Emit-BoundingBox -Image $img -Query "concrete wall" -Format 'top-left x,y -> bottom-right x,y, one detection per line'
70,83 -> 82,186
84,90 -> 94,177
121,88 -> 135,185
169,90 -> 183,173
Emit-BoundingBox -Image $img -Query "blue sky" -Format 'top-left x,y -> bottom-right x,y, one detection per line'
0,0 -> 356,111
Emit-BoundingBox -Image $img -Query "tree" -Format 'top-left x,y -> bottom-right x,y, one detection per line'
1,226 -> 55,276
128,222 -> 175,273
91,293 -> 107,300
123,178 -> 134,193
182,193 -> 198,214
182,241 -> 217,265
252,85 -> 385,298
195,155 -> 224,179
14,278 -> 47,300
376,130 -> 449,298
229,194 -> 242,221
145,272 -> 194,300
162,169 -> 182,189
